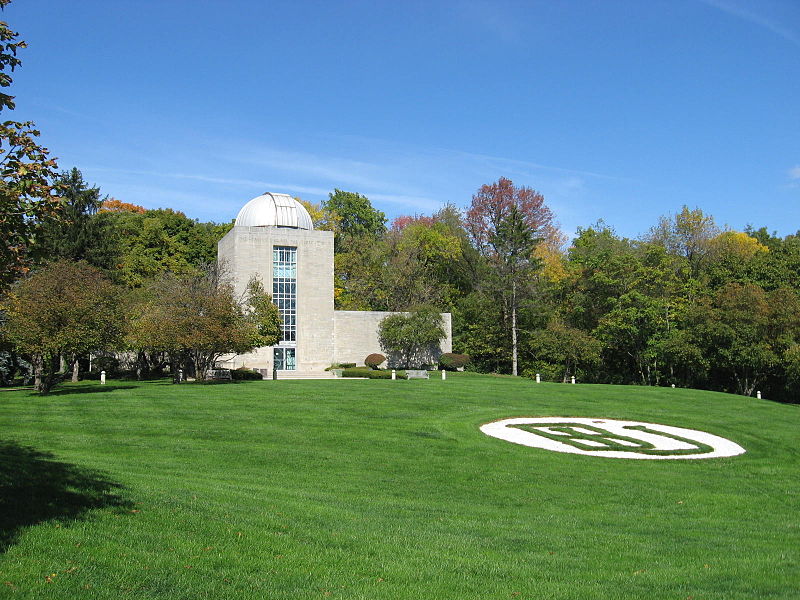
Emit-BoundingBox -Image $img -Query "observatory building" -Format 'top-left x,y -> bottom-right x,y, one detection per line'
217,192 -> 452,376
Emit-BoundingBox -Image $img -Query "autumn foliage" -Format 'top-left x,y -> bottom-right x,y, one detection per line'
100,198 -> 146,214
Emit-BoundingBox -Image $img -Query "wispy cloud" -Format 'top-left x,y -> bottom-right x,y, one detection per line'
699,0 -> 800,45
223,146 -> 395,194
451,149 -> 630,182
455,0 -> 524,44
789,165 -> 800,180
87,167 -> 333,203
87,133 -> 626,227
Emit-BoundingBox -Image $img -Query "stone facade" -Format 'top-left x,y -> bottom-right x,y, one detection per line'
334,310 -> 452,367
217,195 -> 452,373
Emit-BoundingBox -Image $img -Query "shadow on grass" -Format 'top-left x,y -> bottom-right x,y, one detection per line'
0,440 -> 133,552
45,384 -> 137,396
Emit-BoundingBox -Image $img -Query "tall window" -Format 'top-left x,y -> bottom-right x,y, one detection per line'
272,246 -> 297,343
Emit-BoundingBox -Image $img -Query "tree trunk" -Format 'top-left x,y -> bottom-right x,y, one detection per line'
34,354 -> 42,391
511,280 -> 518,376
71,356 -> 80,383
170,353 -> 182,384
35,354 -> 59,394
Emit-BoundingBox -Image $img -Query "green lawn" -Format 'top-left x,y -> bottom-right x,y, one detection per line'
0,374 -> 797,599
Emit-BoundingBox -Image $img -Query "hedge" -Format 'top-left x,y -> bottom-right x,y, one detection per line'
341,367 -> 407,379
231,368 -> 263,381
438,353 -> 471,370
325,362 -> 356,371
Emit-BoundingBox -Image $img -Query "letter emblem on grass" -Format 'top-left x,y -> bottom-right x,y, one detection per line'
480,417 -> 745,460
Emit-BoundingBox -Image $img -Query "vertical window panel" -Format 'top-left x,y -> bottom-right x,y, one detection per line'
273,246 -> 297,343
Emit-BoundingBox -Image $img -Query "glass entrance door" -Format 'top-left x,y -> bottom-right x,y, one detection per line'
273,347 -> 296,370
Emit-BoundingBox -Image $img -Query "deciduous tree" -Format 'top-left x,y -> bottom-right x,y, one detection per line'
465,178 -> 553,375
379,307 -> 445,369
128,268 -> 280,381
1,260 -> 124,393
0,2 -> 61,289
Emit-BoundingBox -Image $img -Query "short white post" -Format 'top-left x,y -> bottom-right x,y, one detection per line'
756,390 -> 762,399
535,373 -> 541,383
671,383 -> 676,389
571,375 -> 576,384
391,369 -> 396,380
100,370 -> 106,385
441,369 -> 446,380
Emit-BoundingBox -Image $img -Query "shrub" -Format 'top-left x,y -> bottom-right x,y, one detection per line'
341,367 -> 372,378
368,369 -> 407,379
231,367 -> 263,381
325,362 -> 356,371
522,362 -> 562,382
341,367 -> 407,379
365,353 -> 386,369
438,353 -> 471,371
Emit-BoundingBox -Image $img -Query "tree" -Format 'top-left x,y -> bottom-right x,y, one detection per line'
99,198 -> 145,214
526,318 -> 601,383
323,189 -> 387,247
465,178 -> 553,375
33,168 -> 119,270
98,208 -> 233,287
0,1 -> 62,290
243,276 -> 283,347
127,268 -> 281,382
1,260 -> 124,393
378,307 -> 445,369
381,217 -> 464,310
297,197 -> 340,231
647,206 -> 719,276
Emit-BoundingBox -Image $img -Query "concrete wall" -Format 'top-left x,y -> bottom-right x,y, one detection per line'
218,226 -> 335,372
334,310 -> 452,367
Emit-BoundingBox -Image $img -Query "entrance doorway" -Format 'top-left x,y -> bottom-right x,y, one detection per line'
274,347 -> 296,371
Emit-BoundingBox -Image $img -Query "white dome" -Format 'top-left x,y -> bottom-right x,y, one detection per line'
234,192 -> 314,230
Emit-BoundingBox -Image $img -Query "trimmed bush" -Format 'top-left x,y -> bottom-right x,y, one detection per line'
341,367 -> 372,378
438,353 -> 471,371
325,362 -> 356,371
368,369 -> 407,379
365,353 -> 386,369
341,367 -> 407,379
231,368 -> 263,381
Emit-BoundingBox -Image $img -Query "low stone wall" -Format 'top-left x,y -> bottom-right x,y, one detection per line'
333,311 -> 452,367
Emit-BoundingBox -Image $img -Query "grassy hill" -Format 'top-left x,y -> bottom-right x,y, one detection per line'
0,374 -> 797,599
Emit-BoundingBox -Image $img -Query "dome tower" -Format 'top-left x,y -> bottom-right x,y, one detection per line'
234,192 -> 314,230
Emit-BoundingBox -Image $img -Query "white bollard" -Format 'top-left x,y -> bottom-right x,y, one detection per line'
756,391 -> 762,399
535,373 -> 541,383
571,375 -> 576,384
391,369 -> 396,380
441,369 -> 446,380
671,384 -> 676,389
100,370 -> 106,385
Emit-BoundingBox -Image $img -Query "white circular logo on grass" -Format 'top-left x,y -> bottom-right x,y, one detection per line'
480,417 -> 745,460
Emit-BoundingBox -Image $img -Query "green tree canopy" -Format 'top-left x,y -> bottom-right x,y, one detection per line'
379,307 -> 445,369
1,260 -> 124,393
323,189 -> 387,246
127,268 -> 279,382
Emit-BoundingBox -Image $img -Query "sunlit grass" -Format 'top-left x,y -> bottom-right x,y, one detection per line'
0,374 -> 797,598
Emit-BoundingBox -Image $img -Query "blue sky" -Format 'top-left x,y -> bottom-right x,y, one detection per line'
6,0 -> 800,239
